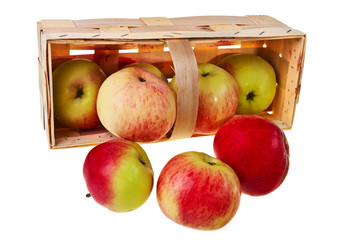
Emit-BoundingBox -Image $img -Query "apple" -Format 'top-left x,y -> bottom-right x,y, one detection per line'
52,59 -> 106,130
156,151 -> 241,230
213,115 -> 289,196
170,63 -> 238,135
83,138 -> 154,212
124,62 -> 167,82
96,67 -> 176,142
217,54 -> 277,114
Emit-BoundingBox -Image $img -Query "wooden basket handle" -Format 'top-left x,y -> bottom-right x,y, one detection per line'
140,17 -> 199,140
166,39 -> 199,140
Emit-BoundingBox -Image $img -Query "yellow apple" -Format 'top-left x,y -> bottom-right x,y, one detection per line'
52,59 -> 106,130
218,54 -> 276,114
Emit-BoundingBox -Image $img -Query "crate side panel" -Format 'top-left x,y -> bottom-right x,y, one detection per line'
268,37 -> 305,127
47,42 -> 56,148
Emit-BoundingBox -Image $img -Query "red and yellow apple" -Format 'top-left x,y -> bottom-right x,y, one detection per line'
213,115 -> 289,196
218,54 -> 276,114
52,59 -> 106,130
83,138 -> 154,212
96,67 -> 176,142
170,63 -> 238,135
156,151 -> 241,230
124,62 -> 167,82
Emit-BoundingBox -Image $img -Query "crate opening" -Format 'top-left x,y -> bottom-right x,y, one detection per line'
218,44 -> 242,49
70,49 -> 95,55
48,36 -> 304,148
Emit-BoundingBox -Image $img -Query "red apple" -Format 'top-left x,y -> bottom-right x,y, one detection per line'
156,151 -> 241,230
213,115 -> 289,196
83,139 -> 154,212
96,67 -> 176,142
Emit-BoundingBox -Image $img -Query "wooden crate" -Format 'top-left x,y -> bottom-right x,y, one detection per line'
37,15 -> 306,149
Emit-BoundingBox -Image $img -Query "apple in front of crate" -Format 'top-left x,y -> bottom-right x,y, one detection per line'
218,54 -> 277,114
170,63 -> 238,135
157,151 -> 241,230
97,67 -> 176,142
124,62 -> 167,82
213,115 -> 289,196
52,59 -> 106,130
83,138 -> 154,212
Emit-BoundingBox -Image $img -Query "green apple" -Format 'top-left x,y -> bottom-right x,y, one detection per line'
218,54 -> 276,114
170,63 -> 238,135
83,138 -> 154,212
124,62 -> 167,82
52,59 -> 106,130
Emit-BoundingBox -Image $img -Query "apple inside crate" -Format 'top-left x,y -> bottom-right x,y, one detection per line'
38,16 -> 306,149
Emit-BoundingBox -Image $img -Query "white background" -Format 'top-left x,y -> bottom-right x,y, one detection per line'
1,1 -> 359,239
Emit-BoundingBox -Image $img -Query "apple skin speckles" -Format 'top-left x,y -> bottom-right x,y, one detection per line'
97,66 -> 176,143
156,151 -> 241,230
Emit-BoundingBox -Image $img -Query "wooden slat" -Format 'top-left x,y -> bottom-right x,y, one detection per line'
47,42 -> 55,148
129,25 -> 210,33
50,43 -> 70,57
41,19 -> 76,28
74,18 -> 144,28
171,16 -> 255,26
94,49 -> 119,77
138,44 -> 164,52
38,58 -> 46,130
100,26 -> 130,34
194,46 -> 218,64
40,16 -> 304,41
53,127 -> 115,149
42,27 -> 304,41
209,24 -> 241,32
141,17 -> 174,26
246,15 -> 287,26
166,39 -> 199,140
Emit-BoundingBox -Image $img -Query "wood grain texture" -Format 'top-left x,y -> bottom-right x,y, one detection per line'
166,39 -> 199,140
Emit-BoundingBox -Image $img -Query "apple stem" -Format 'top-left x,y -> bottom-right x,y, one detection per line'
139,77 -> 146,82
207,161 -> 216,166
86,193 -> 92,198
